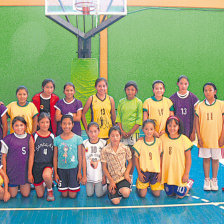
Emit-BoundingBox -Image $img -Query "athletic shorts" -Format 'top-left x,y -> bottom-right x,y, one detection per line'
199,148 -> 222,160
57,167 -> 80,192
136,171 -> 164,190
164,184 -> 187,197
121,133 -> 139,146
32,162 -> 53,186
108,179 -> 131,200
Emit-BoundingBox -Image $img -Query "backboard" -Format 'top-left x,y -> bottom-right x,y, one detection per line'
45,0 -> 127,15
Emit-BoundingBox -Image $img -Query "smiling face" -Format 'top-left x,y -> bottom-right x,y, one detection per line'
13,120 -> 26,135
153,83 -> 165,99
177,78 -> 189,94
16,89 -> 28,106
204,85 -> 216,102
88,125 -> 100,143
142,122 -> 155,139
38,117 -> 50,132
64,85 -> 75,100
96,80 -> 107,96
125,85 -> 137,100
42,82 -> 54,97
167,119 -> 179,138
61,118 -> 74,134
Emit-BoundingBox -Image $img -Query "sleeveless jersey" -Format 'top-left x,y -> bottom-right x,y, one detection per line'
33,132 -> 54,164
91,94 -> 112,138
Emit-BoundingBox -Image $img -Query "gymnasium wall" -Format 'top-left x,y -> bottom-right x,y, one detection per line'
108,7 -> 224,105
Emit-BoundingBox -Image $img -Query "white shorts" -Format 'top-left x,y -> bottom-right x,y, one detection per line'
199,148 -> 222,160
121,133 -> 139,146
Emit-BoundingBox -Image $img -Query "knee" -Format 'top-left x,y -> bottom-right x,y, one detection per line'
95,191 -> 103,198
69,192 -> 77,199
43,171 -> 52,181
138,190 -> 147,198
36,192 -> 44,198
120,188 -> 130,198
152,191 -> 160,197
111,198 -> 120,205
86,191 -> 94,197
21,191 -> 30,198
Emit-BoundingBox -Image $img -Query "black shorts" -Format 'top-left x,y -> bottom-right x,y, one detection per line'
57,167 -> 80,192
108,179 -> 131,200
32,162 -> 53,186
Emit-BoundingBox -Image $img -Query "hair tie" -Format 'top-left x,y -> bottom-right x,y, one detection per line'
167,116 -> 180,122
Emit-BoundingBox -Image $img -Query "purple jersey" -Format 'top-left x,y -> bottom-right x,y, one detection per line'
1,133 -> 30,185
0,104 -> 7,140
55,98 -> 83,136
33,132 -> 54,164
170,91 -> 199,138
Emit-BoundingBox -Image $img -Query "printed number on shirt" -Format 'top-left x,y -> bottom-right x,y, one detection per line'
91,146 -> 97,154
158,109 -> 164,116
43,148 -> 48,155
177,186 -> 185,194
21,147 -> 26,155
149,152 -> 152,160
207,112 -> 213,120
181,108 -> 187,115
169,147 -> 172,155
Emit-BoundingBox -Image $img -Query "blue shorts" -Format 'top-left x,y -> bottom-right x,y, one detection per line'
8,184 -> 19,187
164,184 -> 187,197
57,167 -> 80,192
140,171 -> 158,185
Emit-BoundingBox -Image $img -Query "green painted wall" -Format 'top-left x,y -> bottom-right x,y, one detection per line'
108,8 -> 224,105
0,6 -> 99,104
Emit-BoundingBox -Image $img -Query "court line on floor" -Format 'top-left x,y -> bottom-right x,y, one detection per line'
0,202 -> 224,211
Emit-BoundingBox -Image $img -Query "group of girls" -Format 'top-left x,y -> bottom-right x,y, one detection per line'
0,76 -> 223,205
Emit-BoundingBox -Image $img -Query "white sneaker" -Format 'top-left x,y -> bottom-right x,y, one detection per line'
211,178 -> 218,191
187,179 -> 194,190
203,178 -> 211,191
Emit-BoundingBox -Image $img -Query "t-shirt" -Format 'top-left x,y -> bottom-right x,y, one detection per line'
7,101 -> 38,134
33,132 -> 54,164
1,133 -> 30,185
40,95 -> 52,132
170,91 -> 199,138
133,137 -> 162,173
116,97 -> 142,133
101,143 -> 132,183
54,98 -> 83,136
83,139 -> 106,183
0,104 -> 8,140
91,94 -> 112,139
195,99 -> 224,148
160,134 -> 193,186
143,96 -> 174,133
54,134 -> 83,169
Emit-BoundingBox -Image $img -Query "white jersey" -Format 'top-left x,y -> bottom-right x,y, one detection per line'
83,139 -> 106,183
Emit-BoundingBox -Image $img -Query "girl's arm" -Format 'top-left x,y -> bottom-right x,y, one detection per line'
2,154 -> 7,174
124,159 -> 132,183
81,96 -> 92,132
169,111 -> 174,116
182,150 -> 191,183
2,114 -> 8,138
102,162 -> 116,193
72,110 -> 82,122
190,114 -> 196,142
143,111 -> 148,121
218,115 -> 224,147
0,169 -> 10,202
55,109 -> 62,122
81,145 -> 87,185
195,115 -> 203,147
77,144 -> 83,182
117,122 -> 127,138
28,137 -> 35,184
126,124 -> 140,138
53,146 -> 60,184
109,96 -> 116,125
157,154 -> 163,182
135,156 -> 145,182
32,116 -> 38,134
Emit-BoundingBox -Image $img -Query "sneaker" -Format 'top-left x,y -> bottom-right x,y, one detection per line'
187,179 -> 194,190
47,190 -> 55,201
203,178 -> 211,191
211,178 -> 218,191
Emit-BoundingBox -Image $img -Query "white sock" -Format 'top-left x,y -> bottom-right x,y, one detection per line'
47,188 -> 52,192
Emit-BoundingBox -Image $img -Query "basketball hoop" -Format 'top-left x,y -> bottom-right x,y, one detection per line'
75,0 -> 96,15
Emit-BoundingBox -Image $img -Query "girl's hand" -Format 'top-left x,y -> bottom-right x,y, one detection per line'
124,171 -> 131,183
102,176 -> 107,185
3,191 -> 10,202
190,133 -> 196,142
182,173 -> 189,183
159,130 -> 165,137
54,173 -> 61,184
81,175 -> 87,185
198,138 -> 203,148
28,173 -> 34,184
122,131 -> 129,139
108,180 -> 116,194
219,137 -> 224,148
77,171 -> 82,182
154,131 -> 160,138
157,173 -> 161,182
138,172 -> 146,183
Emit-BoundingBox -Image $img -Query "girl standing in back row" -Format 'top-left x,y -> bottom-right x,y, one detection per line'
82,78 -> 116,139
